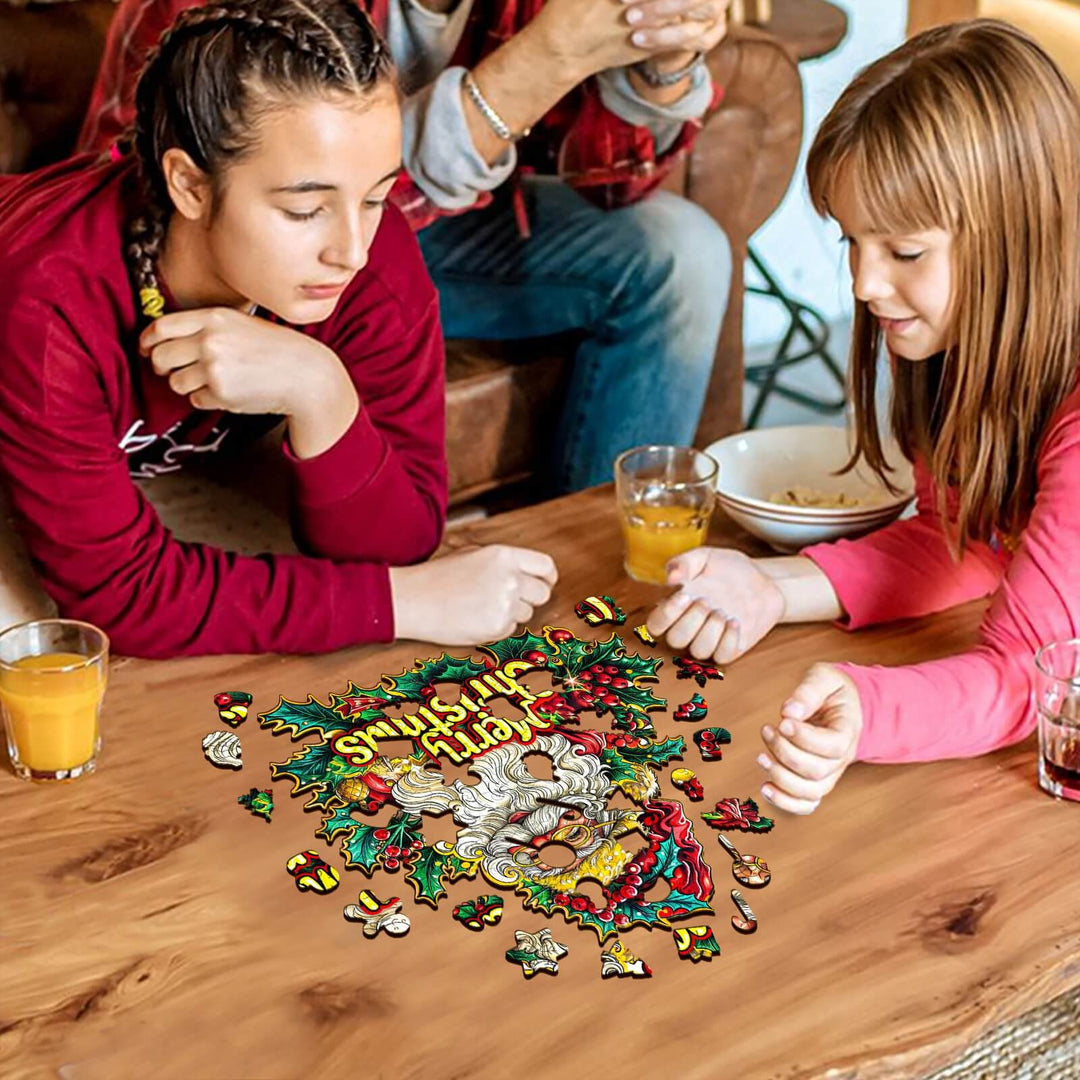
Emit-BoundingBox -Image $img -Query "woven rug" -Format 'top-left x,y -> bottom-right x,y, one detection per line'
924,982 -> 1080,1079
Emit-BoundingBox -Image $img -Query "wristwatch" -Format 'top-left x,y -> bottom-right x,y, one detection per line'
632,51 -> 706,87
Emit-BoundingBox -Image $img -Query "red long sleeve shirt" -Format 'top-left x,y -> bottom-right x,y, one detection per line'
0,156 -> 448,658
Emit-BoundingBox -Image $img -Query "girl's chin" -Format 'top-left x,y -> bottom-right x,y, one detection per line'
266,295 -> 339,325
889,336 -> 948,362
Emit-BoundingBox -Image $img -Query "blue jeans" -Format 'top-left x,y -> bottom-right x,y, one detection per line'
418,177 -> 732,493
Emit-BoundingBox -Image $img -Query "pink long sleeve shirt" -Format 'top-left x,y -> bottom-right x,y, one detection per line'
802,386 -> 1080,764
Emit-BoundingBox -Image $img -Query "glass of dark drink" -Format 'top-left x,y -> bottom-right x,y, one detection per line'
1033,639 -> 1080,802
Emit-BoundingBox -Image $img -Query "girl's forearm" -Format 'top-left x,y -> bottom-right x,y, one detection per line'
757,555 -> 845,623
285,352 -> 360,460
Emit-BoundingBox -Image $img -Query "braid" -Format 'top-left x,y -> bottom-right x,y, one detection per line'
124,0 -> 392,320
126,207 -> 168,318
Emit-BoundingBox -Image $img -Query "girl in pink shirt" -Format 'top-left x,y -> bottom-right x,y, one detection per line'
647,19 -> 1080,813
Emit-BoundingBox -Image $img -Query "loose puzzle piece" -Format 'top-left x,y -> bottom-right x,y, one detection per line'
674,656 -> 723,688
600,939 -> 652,979
574,595 -> 627,627
674,693 -> 708,723
343,890 -> 411,937
286,850 -> 341,893
633,624 -> 656,646
693,727 -> 732,762
702,797 -> 774,834
505,928 -> 568,978
671,768 -> 704,801
260,627 -> 714,943
673,925 -> 721,962
238,786 -> 273,822
718,835 -> 771,888
215,691 -> 253,726
452,894 -> 504,931
202,730 -> 242,769
730,889 -> 758,934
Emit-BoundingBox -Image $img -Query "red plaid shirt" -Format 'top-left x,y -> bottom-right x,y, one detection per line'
77,0 -> 721,229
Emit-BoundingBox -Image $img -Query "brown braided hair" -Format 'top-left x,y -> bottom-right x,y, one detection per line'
126,0 -> 394,318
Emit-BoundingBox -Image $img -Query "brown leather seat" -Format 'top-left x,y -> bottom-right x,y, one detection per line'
0,5 -> 804,504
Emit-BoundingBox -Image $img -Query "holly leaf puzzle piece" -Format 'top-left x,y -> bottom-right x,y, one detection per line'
270,741 -> 342,809
259,694 -> 349,739
405,842 -> 480,907
382,654 -> 491,703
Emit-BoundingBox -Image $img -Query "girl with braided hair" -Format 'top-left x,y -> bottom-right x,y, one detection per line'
0,0 -> 556,657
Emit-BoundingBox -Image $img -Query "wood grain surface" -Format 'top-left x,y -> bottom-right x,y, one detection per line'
2,486 -> 1079,1080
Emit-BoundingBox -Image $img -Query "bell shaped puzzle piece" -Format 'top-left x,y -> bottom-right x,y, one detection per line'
452,894 -> 505,931
237,786 -> 273,822
671,768 -> 704,801
214,691 -> 253,726
505,928 -> 568,978
286,850 -> 341,894
633,624 -> 656,646
693,727 -> 732,762
702,796 -> 774,834
574,594 -> 627,627
600,939 -> 652,979
673,925 -> 721,962
344,890 -> 411,937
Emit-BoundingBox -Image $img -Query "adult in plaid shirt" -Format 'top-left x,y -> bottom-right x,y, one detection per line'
79,0 -> 733,491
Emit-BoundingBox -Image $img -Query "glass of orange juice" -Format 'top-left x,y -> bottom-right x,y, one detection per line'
616,445 -> 718,585
0,619 -> 109,781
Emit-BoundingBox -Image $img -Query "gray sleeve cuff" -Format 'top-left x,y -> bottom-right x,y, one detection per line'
402,65 -> 516,210
596,63 -> 713,155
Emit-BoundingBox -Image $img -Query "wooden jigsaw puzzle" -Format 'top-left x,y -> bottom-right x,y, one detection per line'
260,627 -> 715,942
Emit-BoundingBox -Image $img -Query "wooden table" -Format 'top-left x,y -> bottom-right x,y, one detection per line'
3,486 -> 1079,1080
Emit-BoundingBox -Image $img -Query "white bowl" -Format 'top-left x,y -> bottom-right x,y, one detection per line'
704,426 -> 915,553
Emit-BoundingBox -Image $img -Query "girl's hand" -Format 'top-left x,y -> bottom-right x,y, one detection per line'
646,547 -> 785,664
390,545 -> 558,645
140,306 -> 354,416
758,663 -> 863,815
140,307 -> 358,459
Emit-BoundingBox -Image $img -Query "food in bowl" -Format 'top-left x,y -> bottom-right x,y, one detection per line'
703,426 -> 916,553
768,486 -> 891,510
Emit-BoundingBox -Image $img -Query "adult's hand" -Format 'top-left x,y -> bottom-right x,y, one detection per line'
623,0 -> 730,71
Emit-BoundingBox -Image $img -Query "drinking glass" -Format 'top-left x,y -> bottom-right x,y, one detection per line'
0,619 -> 109,781
615,446 -> 718,585
1033,638 -> 1080,802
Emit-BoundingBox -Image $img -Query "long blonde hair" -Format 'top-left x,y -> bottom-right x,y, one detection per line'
807,19 -> 1080,554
